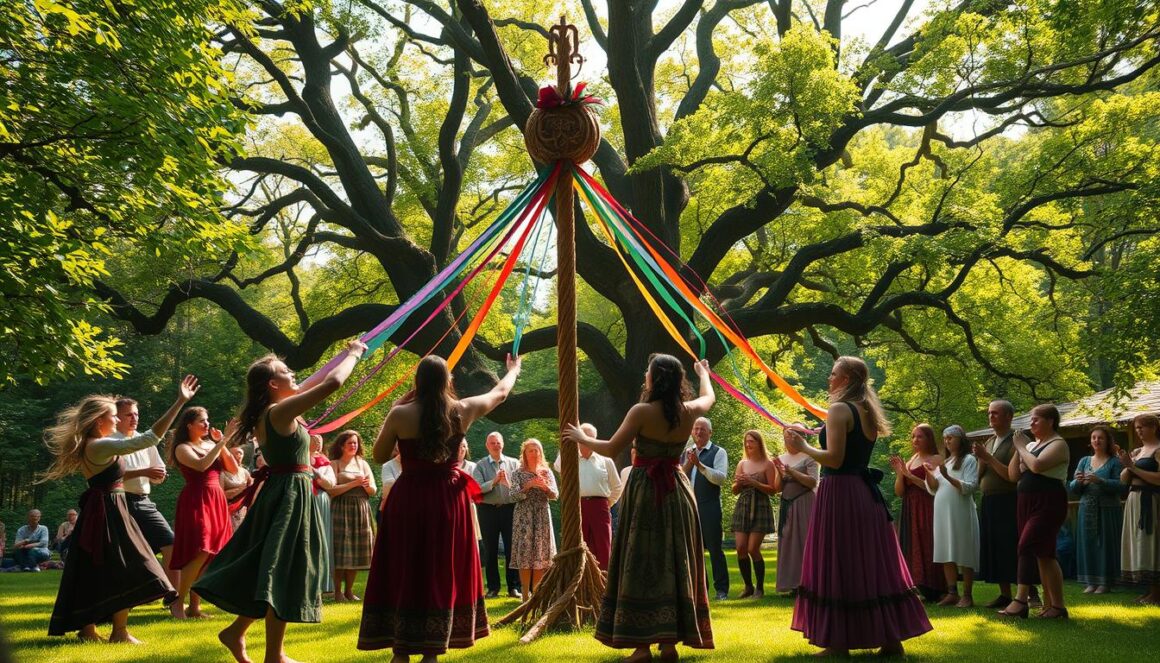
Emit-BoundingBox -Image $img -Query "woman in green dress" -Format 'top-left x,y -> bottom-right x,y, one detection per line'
196,338 -> 366,663
563,354 -> 715,663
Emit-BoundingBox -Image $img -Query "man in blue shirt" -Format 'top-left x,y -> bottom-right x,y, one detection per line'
13,509 -> 51,571
472,431 -> 522,598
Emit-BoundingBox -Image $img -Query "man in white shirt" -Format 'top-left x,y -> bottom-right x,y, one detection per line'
472,432 -> 522,598
553,423 -> 622,570
13,509 -> 50,571
115,397 -> 180,595
683,416 -> 730,600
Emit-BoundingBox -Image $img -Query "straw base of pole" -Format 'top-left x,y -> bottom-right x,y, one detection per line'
496,543 -> 606,641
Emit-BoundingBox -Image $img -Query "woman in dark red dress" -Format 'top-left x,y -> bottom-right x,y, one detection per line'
358,353 -> 521,661
168,406 -> 236,619
890,423 -> 946,601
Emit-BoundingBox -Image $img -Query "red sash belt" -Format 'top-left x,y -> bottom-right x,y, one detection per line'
77,480 -> 123,565
230,464 -> 311,513
633,455 -> 679,506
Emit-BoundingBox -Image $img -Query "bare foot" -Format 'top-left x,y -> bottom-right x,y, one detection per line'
1093,586 -> 1109,594
77,626 -> 104,643
169,602 -> 186,619
219,625 -> 251,663
658,643 -> 679,661
109,631 -> 143,645
186,610 -> 212,619
624,648 -> 650,662
344,593 -> 360,602
333,594 -> 346,603
956,597 -> 974,608
815,649 -> 850,658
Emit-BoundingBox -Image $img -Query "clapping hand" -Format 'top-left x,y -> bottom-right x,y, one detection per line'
496,467 -> 509,487
209,426 -> 224,443
735,473 -> 752,488
972,442 -> 991,461
889,455 -> 907,475
1115,444 -> 1133,467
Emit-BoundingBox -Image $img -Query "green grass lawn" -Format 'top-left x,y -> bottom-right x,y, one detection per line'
2,551 -> 1159,661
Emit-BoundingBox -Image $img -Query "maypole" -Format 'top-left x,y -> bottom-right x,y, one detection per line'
497,15 -> 605,640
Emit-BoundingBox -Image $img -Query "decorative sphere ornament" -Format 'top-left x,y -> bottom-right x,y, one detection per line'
525,84 -> 601,164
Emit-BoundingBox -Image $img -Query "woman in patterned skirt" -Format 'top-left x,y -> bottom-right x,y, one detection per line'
358,353 -> 521,660
1118,413 -> 1160,604
43,376 -> 195,642
510,438 -> 558,600
773,427 -> 818,594
195,339 -> 366,663
563,354 -> 716,663
730,429 -> 778,599
328,429 -> 376,602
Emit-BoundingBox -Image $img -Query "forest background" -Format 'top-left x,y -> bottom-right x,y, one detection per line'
3,0 -> 1159,534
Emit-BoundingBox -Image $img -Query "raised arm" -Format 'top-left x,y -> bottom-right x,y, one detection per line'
269,339 -> 366,434
88,376 -> 199,464
458,354 -> 521,428
685,359 -> 716,414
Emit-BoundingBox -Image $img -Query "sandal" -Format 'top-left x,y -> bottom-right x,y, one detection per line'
997,598 -> 1028,619
1037,606 -> 1069,620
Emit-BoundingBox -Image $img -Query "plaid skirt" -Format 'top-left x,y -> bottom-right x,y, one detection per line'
332,492 -> 374,570
731,486 -> 775,534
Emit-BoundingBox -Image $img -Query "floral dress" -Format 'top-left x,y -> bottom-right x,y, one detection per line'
510,467 -> 558,570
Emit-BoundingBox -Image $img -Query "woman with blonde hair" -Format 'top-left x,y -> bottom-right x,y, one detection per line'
45,376 -> 198,642
790,356 -> 930,656
510,438 -> 559,600
730,429 -> 778,599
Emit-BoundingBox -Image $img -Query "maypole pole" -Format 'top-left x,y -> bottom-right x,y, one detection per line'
497,15 -> 605,641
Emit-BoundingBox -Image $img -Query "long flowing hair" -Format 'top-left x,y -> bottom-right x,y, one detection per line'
40,395 -> 116,482
829,356 -> 892,436
229,355 -> 279,447
640,354 -> 693,431
397,355 -> 460,462
168,407 -> 207,467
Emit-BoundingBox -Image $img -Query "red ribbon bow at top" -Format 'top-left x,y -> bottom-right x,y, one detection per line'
535,81 -> 604,109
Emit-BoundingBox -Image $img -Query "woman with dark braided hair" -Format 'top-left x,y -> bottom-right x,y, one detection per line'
358,353 -> 521,661
563,354 -> 716,663
195,338 -> 366,663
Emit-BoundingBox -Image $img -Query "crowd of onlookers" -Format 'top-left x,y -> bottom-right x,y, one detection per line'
7,401 -> 1159,614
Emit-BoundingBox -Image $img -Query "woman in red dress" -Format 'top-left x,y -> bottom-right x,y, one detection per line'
358,353 -> 521,662
168,406 -> 236,619
890,423 -> 946,601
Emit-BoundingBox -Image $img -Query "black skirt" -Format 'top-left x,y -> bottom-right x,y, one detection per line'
978,492 -> 1020,585
49,462 -> 176,635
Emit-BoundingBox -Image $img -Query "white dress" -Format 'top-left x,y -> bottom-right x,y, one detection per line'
927,454 -> 980,570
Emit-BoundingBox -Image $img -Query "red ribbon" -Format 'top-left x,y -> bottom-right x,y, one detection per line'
535,82 -> 603,109
632,455 -> 680,506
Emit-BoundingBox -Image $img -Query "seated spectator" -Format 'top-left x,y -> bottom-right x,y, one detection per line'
54,510 -> 78,562
13,509 -> 51,571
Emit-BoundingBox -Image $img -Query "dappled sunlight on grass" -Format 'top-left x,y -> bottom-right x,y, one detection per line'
4,551 -> 1160,661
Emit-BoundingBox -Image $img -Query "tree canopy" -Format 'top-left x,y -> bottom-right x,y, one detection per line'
6,0 -> 1160,436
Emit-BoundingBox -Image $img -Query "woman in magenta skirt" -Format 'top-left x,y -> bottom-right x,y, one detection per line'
790,356 -> 931,657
